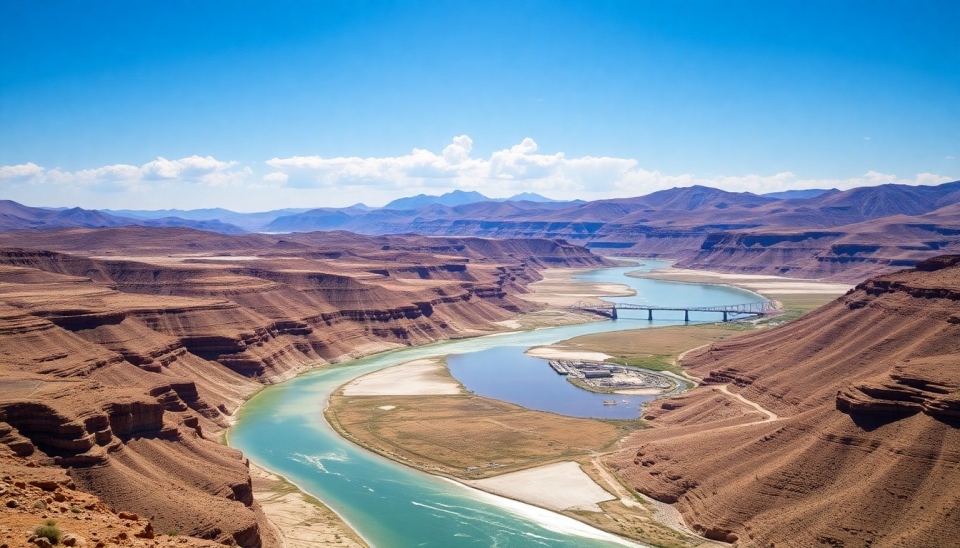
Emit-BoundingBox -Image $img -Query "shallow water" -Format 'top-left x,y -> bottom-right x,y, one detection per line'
447,262 -> 763,419
230,261 -> 764,547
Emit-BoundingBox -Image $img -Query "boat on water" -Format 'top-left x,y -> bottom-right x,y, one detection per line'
602,400 -> 617,405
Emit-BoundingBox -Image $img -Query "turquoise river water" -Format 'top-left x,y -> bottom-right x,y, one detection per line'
229,261 -> 764,547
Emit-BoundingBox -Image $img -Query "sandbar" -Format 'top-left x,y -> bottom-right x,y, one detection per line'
526,347 -> 613,362
630,267 -> 852,296
341,358 -> 461,396
467,461 -> 616,513
522,268 -> 635,308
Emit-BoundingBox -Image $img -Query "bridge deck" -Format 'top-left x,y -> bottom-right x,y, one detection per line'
566,300 -> 779,320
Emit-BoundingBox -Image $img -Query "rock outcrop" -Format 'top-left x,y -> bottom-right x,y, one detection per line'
0,227 -> 610,547
608,255 -> 960,547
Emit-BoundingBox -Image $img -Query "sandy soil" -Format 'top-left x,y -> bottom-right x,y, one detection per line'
250,464 -> 368,548
522,268 -> 635,308
325,393 -> 628,479
525,347 -> 612,362
714,384 -> 778,423
506,268 -> 637,328
492,319 -> 523,329
587,455 -> 718,543
630,267 -> 852,296
614,387 -> 669,396
467,461 -> 616,513
341,358 -> 462,396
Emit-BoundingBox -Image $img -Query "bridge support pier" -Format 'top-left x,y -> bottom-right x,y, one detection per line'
684,310 -> 689,322
611,307 -> 617,320
723,311 -> 728,322
648,309 -> 652,321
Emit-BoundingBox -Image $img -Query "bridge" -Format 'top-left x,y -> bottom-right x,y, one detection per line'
567,300 -> 779,322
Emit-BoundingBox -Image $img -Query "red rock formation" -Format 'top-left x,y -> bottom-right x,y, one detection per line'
0,227 -> 609,547
608,256 -> 960,547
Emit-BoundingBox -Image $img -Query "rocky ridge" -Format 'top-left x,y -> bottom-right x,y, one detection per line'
607,255 -> 960,547
0,227 -> 609,547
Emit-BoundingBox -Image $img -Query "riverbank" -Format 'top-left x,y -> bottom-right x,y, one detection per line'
324,363 -> 711,547
250,463 -> 369,548
319,265 -> 850,546
504,267 -> 637,328
626,266 -> 851,318
230,263 -> 843,547
224,265 -> 633,548
527,265 -> 851,380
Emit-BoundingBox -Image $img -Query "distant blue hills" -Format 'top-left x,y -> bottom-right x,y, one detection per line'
382,190 -> 573,209
3,180 -> 958,236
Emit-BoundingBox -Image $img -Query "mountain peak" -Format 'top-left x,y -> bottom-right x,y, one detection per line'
382,190 -> 490,210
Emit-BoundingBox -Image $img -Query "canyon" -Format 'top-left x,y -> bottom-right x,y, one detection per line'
608,255 -> 960,546
1,210 -> 958,548
6,181 -> 960,284
0,227 -> 608,547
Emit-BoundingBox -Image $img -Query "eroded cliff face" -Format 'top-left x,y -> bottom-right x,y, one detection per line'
607,256 -> 960,547
673,229 -> 955,282
0,447 -> 238,548
0,228 -> 610,547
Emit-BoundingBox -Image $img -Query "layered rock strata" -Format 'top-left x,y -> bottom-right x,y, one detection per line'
0,227 -> 610,547
607,255 -> 960,547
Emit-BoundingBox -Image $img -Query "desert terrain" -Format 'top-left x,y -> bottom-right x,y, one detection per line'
606,256 -> 960,546
0,227 -> 608,547
324,259 -> 960,547
6,180 -> 960,284
325,358 -> 713,548
4,4 -> 955,547
2,221 -> 957,548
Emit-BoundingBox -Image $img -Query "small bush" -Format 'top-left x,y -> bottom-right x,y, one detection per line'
34,519 -> 61,545
69,505 -> 81,513
34,500 -> 47,510
167,528 -> 179,537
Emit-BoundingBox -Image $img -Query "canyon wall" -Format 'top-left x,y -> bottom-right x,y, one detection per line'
607,255 -> 960,547
0,227 -> 610,547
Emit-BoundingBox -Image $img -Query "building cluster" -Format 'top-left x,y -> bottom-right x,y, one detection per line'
547,360 -> 673,392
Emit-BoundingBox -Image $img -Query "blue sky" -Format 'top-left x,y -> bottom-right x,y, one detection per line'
1,0 -> 957,210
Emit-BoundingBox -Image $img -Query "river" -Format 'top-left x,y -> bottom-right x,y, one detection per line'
229,261 -> 764,547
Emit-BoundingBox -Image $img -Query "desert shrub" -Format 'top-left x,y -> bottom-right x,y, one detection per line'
34,500 -> 47,510
34,519 -> 61,545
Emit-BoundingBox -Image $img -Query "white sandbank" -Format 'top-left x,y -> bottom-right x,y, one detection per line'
467,461 -> 616,513
341,358 -> 461,396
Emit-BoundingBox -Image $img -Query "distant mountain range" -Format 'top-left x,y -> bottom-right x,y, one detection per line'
381,190 -> 573,209
101,207 -> 312,232
760,188 -> 835,200
1,200 -> 248,234
3,190 -> 583,234
4,181 -> 960,281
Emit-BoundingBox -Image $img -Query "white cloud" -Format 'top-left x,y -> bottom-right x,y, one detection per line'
265,135 -> 641,192
264,135 -> 957,198
2,139 -> 956,208
141,155 -> 239,182
262,172 -> 289,184
0,156 -> 250,193
0,162 -> 45,183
